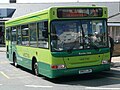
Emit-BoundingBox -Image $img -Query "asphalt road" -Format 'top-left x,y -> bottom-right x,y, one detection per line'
0,52 -> 120,90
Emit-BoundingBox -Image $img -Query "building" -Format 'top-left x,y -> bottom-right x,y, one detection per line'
108,12 -> 120,56
0,2 -> 120,47
0,8 -> 15,43
108,13 -> 120,43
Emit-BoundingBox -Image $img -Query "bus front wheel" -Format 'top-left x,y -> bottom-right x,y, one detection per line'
33,60 -> 39,76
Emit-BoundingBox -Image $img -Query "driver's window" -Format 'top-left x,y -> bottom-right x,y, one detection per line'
91,21 -> 102,43
51,21 -> 84,51
82,21 -> 91,49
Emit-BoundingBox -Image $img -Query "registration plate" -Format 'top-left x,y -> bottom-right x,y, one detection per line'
79,69 -> 92,74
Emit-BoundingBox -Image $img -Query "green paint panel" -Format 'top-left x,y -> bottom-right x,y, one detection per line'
37,62 -> 110,78
51,48 -> 109,57
38,62 -> 52,77
51,64 -> 110,78
16,52 -> 32,70
16,45 -> 51,65
51,48 -> 110,69
63,54 -> 102,68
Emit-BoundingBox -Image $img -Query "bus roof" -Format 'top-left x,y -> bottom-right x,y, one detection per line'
5,6 -> 107,27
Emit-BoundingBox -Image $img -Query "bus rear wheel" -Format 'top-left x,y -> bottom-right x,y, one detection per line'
33,61 -> 39,76
13,54 -> 18,67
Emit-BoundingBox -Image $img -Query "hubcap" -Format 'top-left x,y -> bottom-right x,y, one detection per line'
14,55 -> 17,67
34,62 -> 38,75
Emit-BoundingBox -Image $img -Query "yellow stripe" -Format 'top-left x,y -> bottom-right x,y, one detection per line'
0,71 -> 10,79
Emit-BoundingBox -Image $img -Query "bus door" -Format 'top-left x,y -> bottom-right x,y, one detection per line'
6,27 -> 9,58
6,27 -> 12,59
10,27 -> 17,60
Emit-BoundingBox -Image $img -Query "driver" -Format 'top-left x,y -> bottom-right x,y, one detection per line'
91,32 -> 101,43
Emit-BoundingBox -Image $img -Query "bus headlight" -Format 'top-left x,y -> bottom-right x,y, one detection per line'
102,60 -> 109,64
51,64 -> 66,69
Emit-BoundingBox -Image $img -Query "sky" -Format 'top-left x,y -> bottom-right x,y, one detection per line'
0,0 -> 120,3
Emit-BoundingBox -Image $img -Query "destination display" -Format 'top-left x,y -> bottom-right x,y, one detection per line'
57,8 -> 103,18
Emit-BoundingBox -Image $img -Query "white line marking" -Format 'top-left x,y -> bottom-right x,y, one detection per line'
0,84 -> 2,85
25,85 -> 53,88
86,87 -> 120,90
0,71 -> 10,79
107,77 -> 120,80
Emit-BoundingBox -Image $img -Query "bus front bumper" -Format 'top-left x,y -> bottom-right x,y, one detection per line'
50,64 -> 110,78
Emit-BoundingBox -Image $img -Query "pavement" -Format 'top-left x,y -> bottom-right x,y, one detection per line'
112,57 -> 120,63
0,47 -> 6,52
111,57 -> 120,68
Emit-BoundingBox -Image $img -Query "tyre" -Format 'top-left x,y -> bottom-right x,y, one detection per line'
33,61 -> 39,76
13,54 -> 18,67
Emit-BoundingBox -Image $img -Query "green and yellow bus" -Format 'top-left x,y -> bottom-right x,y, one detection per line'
5,6 -> 110,78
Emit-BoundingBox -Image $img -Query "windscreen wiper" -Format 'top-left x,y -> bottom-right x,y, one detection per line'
90,42 -> 99,50
66,36 -> 81,53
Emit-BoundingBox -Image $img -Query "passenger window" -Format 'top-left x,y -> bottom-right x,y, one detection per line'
6,27 -> 11,40
17,26 -> 22,45
21,25 -> 29,46
37,21 -> 48,48
29,23 -> 37,47
11,27 -> 17,44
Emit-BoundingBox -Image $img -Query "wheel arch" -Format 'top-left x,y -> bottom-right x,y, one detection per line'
32,56 -> 37,70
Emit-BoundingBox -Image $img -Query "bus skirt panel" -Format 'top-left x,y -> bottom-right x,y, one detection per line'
38,62 -> 110,78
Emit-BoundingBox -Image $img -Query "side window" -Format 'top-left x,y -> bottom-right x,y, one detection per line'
29,23 -> 37,47
21,25 -> 29,46
11,27 -> 17,44
6,27 -> 11,40
37,21 -> 48,48
17,26 -> 22,45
